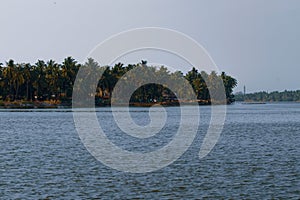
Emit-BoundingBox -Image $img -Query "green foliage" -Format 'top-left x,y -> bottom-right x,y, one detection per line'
0,57 -> 80,102
235,90 -> 300,102
0,57 -> 237,105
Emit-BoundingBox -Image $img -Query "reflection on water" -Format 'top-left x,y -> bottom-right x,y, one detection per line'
0,103 -> 299,198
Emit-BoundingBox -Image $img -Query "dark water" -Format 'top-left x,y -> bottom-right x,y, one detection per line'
0,103 -> 299,199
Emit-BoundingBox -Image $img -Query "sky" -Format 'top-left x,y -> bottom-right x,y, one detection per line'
0,0 -> 299,93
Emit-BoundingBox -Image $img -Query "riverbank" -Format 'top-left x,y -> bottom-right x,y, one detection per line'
0,99 -> 217,109
0,100 -> 64,109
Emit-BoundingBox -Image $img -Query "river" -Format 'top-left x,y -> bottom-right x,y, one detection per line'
0,103 -> 299,199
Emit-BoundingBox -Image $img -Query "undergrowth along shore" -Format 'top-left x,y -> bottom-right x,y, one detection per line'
0,99 -> 226,109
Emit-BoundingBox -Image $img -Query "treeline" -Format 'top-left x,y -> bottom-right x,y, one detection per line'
0,57 -> 79,103
235,90 -> 300,102
0,57 -> 237,105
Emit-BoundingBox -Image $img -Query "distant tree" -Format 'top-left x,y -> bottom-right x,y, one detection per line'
0,58 -> 238,105
61,56 -> 80,99
22,63 -> 32,101
45,60 -> 60,100
33,60 -> 47,100
235,90 -> 300,102
221,72 -> 237,103
3,60 -> 16,100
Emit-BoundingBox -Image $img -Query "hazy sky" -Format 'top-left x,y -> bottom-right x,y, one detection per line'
0,0 -> 299,92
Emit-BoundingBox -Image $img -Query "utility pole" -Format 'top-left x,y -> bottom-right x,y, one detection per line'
243,85 -> 246,101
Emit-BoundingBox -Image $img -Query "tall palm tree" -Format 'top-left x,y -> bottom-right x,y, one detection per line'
46,60 -> 60,100
3,60 -> 16,100
33,60 -> 47,100
22,63 -> 31,101
97,66 -> 111,98
109,62 -> 125,98
61,57 -> 79,98
14,64 -> 25,100
221,72 -> 237,103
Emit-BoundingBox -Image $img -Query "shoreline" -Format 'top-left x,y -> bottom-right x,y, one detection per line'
1,101 -> 299,109
0,100 -> 218,109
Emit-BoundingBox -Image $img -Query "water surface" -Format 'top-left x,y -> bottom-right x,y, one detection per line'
0,103 -> 299,199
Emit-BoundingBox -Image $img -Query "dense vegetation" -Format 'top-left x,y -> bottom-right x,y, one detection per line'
235,90 -> 300,102
0,57 -> 237,106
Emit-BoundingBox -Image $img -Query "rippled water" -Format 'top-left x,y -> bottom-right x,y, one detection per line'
0,103 -> 299,199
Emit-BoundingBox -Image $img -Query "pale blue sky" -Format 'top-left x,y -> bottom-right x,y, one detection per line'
0,0 -> 299,92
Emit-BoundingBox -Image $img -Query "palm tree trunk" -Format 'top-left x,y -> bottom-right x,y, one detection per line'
26,81 -> 29,101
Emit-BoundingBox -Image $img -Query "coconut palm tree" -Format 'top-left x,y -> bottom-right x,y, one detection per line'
22,63 -> 32,101
13,64 -> 25,100
33,60 -> 47,100
45,60 -> 60,100
3,60 -> 16,100
221,72 -> 237,103
61,57 -> 80,99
